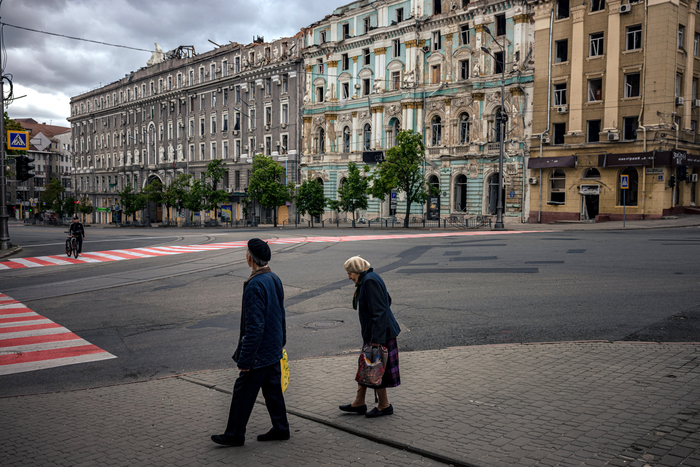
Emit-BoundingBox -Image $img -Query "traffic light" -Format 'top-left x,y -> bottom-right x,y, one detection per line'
677,165 -> 689,182
15,156 -> 36,182
669,175 -> 676,188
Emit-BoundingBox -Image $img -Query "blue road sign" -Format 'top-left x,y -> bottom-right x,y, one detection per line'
621,174 -> 629,189
8,130 -> 29,150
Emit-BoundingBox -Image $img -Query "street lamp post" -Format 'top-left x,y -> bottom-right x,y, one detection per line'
480,25 -> 507,230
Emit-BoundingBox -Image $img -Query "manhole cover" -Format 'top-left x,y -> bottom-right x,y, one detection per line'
304,320 -> 344,329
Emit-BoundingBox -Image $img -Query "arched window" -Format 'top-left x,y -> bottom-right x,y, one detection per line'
454,174 -> 468,211
550,169 -> 566,204
343,127 -> 351,153
318,128 -> 325,154
364,123 -> 372,150
428,175 -> 440,193
387,119 -> 401,148
459,113 -> 470,144
431,116 -> 442,146
618,167 -> 638,206
582,168 -> 601,179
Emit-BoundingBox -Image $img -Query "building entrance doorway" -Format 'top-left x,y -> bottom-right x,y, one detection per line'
581,195 -> 599,220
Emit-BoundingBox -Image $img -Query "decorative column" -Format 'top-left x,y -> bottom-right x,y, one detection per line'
685,10 -> 697,130
569,4 -> 586,134
352,56 -> 359,97
327,61 -> 338,101
352,112 -> 358,151
374,47 -> 387,92
371,106 -> 384,148
603,0 -> 622,132
326,114 -> 337,152
513,13 -> 530,66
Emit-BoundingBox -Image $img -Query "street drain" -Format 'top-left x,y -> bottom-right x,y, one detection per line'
304,320 -> 344,329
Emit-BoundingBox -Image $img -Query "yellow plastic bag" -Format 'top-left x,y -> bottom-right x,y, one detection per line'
280,349 -> 289,393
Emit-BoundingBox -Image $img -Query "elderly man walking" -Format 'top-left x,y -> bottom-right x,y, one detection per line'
211,238 -> 289,447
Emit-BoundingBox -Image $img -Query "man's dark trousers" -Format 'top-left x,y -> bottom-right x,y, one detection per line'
224,361 -> 289,442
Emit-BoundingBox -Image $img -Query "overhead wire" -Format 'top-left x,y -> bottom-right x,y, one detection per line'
0,22 -> 154,53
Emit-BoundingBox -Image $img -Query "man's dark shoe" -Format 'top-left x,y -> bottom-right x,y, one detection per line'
365,405 -> 393,418
211,434 -> 244,446
339,403 -> 368,414
257,429 -> 290,441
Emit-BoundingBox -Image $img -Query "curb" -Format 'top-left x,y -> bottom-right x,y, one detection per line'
0,246 -> 22,259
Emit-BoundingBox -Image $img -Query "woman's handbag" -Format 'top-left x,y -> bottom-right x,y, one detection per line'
280,349 -> 289,393
355,344 -> 388,387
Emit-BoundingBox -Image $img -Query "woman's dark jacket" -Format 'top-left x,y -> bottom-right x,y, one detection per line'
356,268 -> 400,344
233,269 -> 286,370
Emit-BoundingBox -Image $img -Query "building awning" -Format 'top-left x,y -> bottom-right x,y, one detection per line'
527,155 -> 576,169
599,151 -> 700,167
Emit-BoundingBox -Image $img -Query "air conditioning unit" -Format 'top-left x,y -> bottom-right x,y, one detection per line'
275,141 -> 280,146
244,144 -> 249,150
557,105 -> 568,114
608,132 -> 620,141
619,3 -> 632,13
693,99 -> 700,108
690,173 -> 699,182
217,88 -> 222,93
354,84 -> 362,89
421,46 -> 430,53
259,143 -> 264,149
528,177 -> 538,185
541,136 -> 551,144
233,130 -> 240,136
676,97 -> 685,106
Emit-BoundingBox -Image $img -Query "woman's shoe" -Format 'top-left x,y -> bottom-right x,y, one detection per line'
365,405 -> 393,418
339,404 -> 367,414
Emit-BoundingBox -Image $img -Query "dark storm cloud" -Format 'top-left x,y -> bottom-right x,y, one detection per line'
4,0 -> 345,125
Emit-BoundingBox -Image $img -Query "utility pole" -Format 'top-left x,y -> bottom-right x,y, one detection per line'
0,13 -> 11,250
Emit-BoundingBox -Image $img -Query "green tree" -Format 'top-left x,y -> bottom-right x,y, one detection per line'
247,154 -> 292,227
164,173 -> 192,216
337,161 -> 370,226
117,183 -> 147,222
183,179 -> 205,222
63,196 -> 77,217
78,197 -> 94,218
369,130 -> 427,228
41,178 -> 66,217
203,159 -> 229,220
295,179 -> 326,227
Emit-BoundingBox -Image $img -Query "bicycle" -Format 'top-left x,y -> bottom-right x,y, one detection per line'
65,232 -> 80,258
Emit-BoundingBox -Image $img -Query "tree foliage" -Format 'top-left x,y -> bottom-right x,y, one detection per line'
295,179 -> 326,227
203,160 -> 229,218
247,154 -> 292,227
41,178 -> 66,217
116,183 -> 147,221
369,130 -> 427,227
337,161 -> 370,226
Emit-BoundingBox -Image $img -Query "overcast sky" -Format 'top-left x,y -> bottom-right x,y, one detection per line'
3,0 -> 346,129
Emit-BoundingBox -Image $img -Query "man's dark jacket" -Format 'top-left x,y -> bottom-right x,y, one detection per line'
233,269 -> 286,370
357,268 -> 400,344
69,222 -> 85,238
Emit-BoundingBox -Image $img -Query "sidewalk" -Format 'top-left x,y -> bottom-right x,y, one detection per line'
2,341 -> 699,466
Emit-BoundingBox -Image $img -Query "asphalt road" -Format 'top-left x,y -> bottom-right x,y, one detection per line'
2,224 -> 699,397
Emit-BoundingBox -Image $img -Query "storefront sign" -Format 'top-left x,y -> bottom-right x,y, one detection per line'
527,156 -> 576,169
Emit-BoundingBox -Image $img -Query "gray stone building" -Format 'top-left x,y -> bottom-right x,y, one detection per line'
69,34 -> 303,224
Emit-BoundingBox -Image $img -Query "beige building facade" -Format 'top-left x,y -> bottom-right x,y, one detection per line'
528,0 -> 700,223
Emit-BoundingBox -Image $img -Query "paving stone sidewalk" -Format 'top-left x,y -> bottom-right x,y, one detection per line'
1,342 -> 699,466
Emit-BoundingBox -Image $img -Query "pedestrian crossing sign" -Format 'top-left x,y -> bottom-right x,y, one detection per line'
7,130 -> 29,150
620,174 -> 629,189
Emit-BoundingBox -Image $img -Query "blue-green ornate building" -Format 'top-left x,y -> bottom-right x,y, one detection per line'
301,0 -> 535,222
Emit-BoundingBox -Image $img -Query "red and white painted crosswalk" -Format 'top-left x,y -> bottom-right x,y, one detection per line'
0,230 -> 537,272
0,294 -> 116,375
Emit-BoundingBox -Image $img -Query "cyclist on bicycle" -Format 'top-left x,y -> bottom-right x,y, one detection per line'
68,216 -> 85,254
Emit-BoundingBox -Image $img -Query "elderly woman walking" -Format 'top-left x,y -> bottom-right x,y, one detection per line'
339,256 -> 401,418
